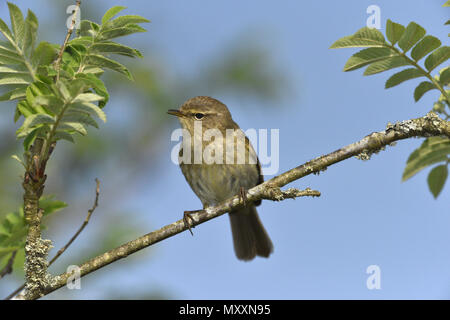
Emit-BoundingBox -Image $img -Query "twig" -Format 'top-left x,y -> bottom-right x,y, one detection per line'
0,251 -> 17,280
5,179 -> 100,300
54,0 -> 81,81
49,178 -> 100,265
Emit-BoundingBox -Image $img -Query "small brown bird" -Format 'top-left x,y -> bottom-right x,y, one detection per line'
168,96 -> 273,261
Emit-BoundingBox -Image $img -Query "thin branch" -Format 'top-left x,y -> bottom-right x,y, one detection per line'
49,178 -> 100,265
17,111 -> 448,300
0,251 -> 17,280
5,178 -> 100,300
54,0 -> 81,81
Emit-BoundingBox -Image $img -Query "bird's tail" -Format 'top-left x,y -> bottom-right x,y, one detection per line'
229,206 -> 273,261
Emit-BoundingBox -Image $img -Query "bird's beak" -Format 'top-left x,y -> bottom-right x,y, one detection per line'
167,109 -> 186,118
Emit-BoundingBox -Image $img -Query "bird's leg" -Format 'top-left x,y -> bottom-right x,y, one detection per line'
239,187 -> 248,206
183,210 -> 202,236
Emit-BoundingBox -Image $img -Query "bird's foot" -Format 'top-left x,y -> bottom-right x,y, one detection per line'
183,210 -> 202,236
239,187 -> 248,206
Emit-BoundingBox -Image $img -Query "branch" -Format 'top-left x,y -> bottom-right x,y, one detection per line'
54,0 -> 81,81
49,178 -> 100,266
21,112 -> 450,299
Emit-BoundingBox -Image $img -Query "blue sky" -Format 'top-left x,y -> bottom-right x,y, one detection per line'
1,0 -> 449,299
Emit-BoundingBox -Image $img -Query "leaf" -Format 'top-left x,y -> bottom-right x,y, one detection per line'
363,56 -> 409,75
440,67 -> 450,86
17,113 -> 55,138
0,86 -> 26,101
75,73 -> 109,107
386,19 -> 405,45
101,6 -> 127,25
403,137 -> 450,181
62,112 -> 99,128
91,42 -> 142,58
424,46 -> 450,72
427,165 -> 448,198
0,18 -> 13,40
71,101 -> 107,122
411,35 -> 442,61
0,65 -> 27,73
74,92 -> 105,103
39,196 -> 68,215
343,47 -> 395,71
31,41 -> 57,68
444,0 -> 450,7
330,28 -> 386,48
103,15 -> 150,30
86,54 -> 132,79
22,9 -> 38,56
33,95 -> 64,114
0,74 -> 32,85
58,122 -> 88,135
414,81 -> 437,101
98,24 -> 146,40
53,131 -> 75,143
385,68 -> 423,88
398,22 -> 426,52
7,2 -> 25,47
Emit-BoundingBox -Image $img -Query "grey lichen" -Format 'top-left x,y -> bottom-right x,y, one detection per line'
24,238 -> 53,299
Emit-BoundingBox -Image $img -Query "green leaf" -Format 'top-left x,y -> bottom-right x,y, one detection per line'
414,81 -> 437,101
71,101 -> 107,122
439,67 -> 450,86
91,42 -> 142,58
31,41 -> 57,68
16,100 -> 34,118
22,127 -> 39,150
330,27 -> 386,48
411,35 -> 442,61
444,0 -> 450,7
385,68 -> 423,89
58,122 -> 88,135
0,18 -> 13,40
424,46 -> 450,72
0,86 -> 26,101
101,6 -> 127,24
74,92 -> 105,103
0,73 -> 32,85
0,65 -> 27,74
62,112 -> 99,128
75,73 -> 109,107
17,113 -> 54,138
398,22 -> 426,52
343,47 -> 395,71
39,196 -> 68,215
386,19 -> 405,45
363,56 -> 409,75
98,24 -> 146,40
403,137 -> 450,181
33,95 -> 64,114
22,9 -> 38,56
427,165 -> 448,198
86,54 -> 132,79
53,131 -> 75,143
7,2 -> 25,47
103,15 -> 150,30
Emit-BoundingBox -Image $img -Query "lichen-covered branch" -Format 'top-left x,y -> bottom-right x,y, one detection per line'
22,112 -> 450,300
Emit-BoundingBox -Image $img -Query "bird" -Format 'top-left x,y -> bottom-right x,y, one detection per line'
168,96 -> 273,261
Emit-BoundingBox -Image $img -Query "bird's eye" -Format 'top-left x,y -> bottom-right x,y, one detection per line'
194,113 -> 204,120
